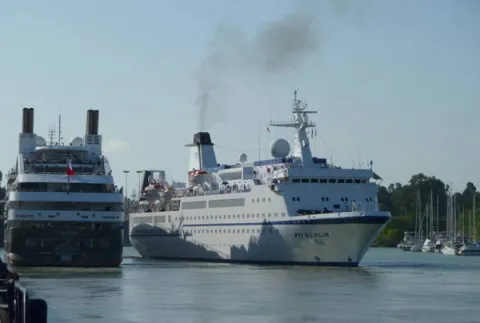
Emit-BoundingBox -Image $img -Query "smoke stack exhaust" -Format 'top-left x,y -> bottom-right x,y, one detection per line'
86,110 -> 91,135
28,108 -> 34,133
85,110 -> 99,135
92,110 -> 99,135
21,107 -> 34,133
86,110 -> 93,135
22,108 -> 29,133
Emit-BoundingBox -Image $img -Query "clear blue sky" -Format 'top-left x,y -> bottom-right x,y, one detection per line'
1,0 -> 479,194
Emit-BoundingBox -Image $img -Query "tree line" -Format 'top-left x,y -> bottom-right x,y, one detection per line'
375,173 -> 479,247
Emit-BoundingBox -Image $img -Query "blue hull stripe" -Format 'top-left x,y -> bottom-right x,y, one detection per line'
181,215 -> 390,228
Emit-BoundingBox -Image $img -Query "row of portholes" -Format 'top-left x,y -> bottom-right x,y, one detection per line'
185,227 -> 279,235
184,212 -> 287,221
252,197 -> 272,203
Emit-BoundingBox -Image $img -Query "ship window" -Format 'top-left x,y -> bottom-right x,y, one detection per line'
274,213 -> 278,217
321,197 -> 325,201
25,238 -> 36,247
355,179 -> 362,184
333,204 -> 340,209
310,178 -> 318,183
256,198 -> 260,202
297,197 -> 301,201
268,197 -> 272,202
320,179 -> 327,183
262,198 -> 265,202
346,179 -> 353,184
328,179 -> 336,183
301,179 -> 309,183
292,179 -> 300,183
345,198 -> 349,201
252,199 -> 255,203
362,180 -> 367,183
242,214 -> 245,218
341,197 -> 344,201
262,213 -> 265,218
247,214 -> 250,218
282,212 -> 286,216
268,213 -> 271,217
337,179 -> 345,183
257,214 -> 260,218
326,197 -> 329,201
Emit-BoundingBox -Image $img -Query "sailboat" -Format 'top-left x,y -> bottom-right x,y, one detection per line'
458,191 -> 480,256
410,190 -> 424,252
442,188 -> 458,256
422,191 -> 436,252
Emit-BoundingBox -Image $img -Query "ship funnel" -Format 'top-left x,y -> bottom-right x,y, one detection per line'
28,108 -> 34,133
187,132 -> 218,171
92,110 -> 99,135
86,109 -> 92,135
22,107 -> 34,133
22,108 -> 29,133
86,109 -> 99,135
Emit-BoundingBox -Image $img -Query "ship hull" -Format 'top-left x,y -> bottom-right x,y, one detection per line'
4,221 -> 123,267
130,211 -> 390,267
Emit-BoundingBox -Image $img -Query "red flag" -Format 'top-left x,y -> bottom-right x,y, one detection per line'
66,158 -> 75,176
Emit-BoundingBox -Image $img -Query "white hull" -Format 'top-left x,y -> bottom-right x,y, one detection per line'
129,211 -> 390,266
441,246 -> 457,256
410,243 -> 422,252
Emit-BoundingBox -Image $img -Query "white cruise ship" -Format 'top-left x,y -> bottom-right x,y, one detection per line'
129,91 -> 391,266
3,108 -> 124,267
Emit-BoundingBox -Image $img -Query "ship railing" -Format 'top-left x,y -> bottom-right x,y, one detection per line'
0,279 -> 48,323
350,201 -> 377,212
167,186 -> 251,199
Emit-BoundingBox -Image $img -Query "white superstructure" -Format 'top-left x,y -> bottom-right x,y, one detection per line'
4,108 -> 124,267
129,91 -> 391,266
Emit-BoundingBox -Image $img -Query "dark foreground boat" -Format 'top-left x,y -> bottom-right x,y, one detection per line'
0,279 -> 48,323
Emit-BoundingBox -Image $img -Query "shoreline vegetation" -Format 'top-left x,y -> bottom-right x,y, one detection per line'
374,173 -> 479,247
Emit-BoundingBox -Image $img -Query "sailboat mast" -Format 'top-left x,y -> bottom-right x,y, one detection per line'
436,194 -> 439,233
474,189 -> 476,242
430,190 -> 433,236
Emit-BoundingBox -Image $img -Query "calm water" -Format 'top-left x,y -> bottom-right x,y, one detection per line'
6,247 -> 480,323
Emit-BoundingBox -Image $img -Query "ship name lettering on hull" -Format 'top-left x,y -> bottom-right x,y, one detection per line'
294,232 -> 330,239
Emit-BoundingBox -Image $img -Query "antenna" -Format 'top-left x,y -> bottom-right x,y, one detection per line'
58,114 -> 63,145
48,125 -> 56,145
257,124 -> 261,163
